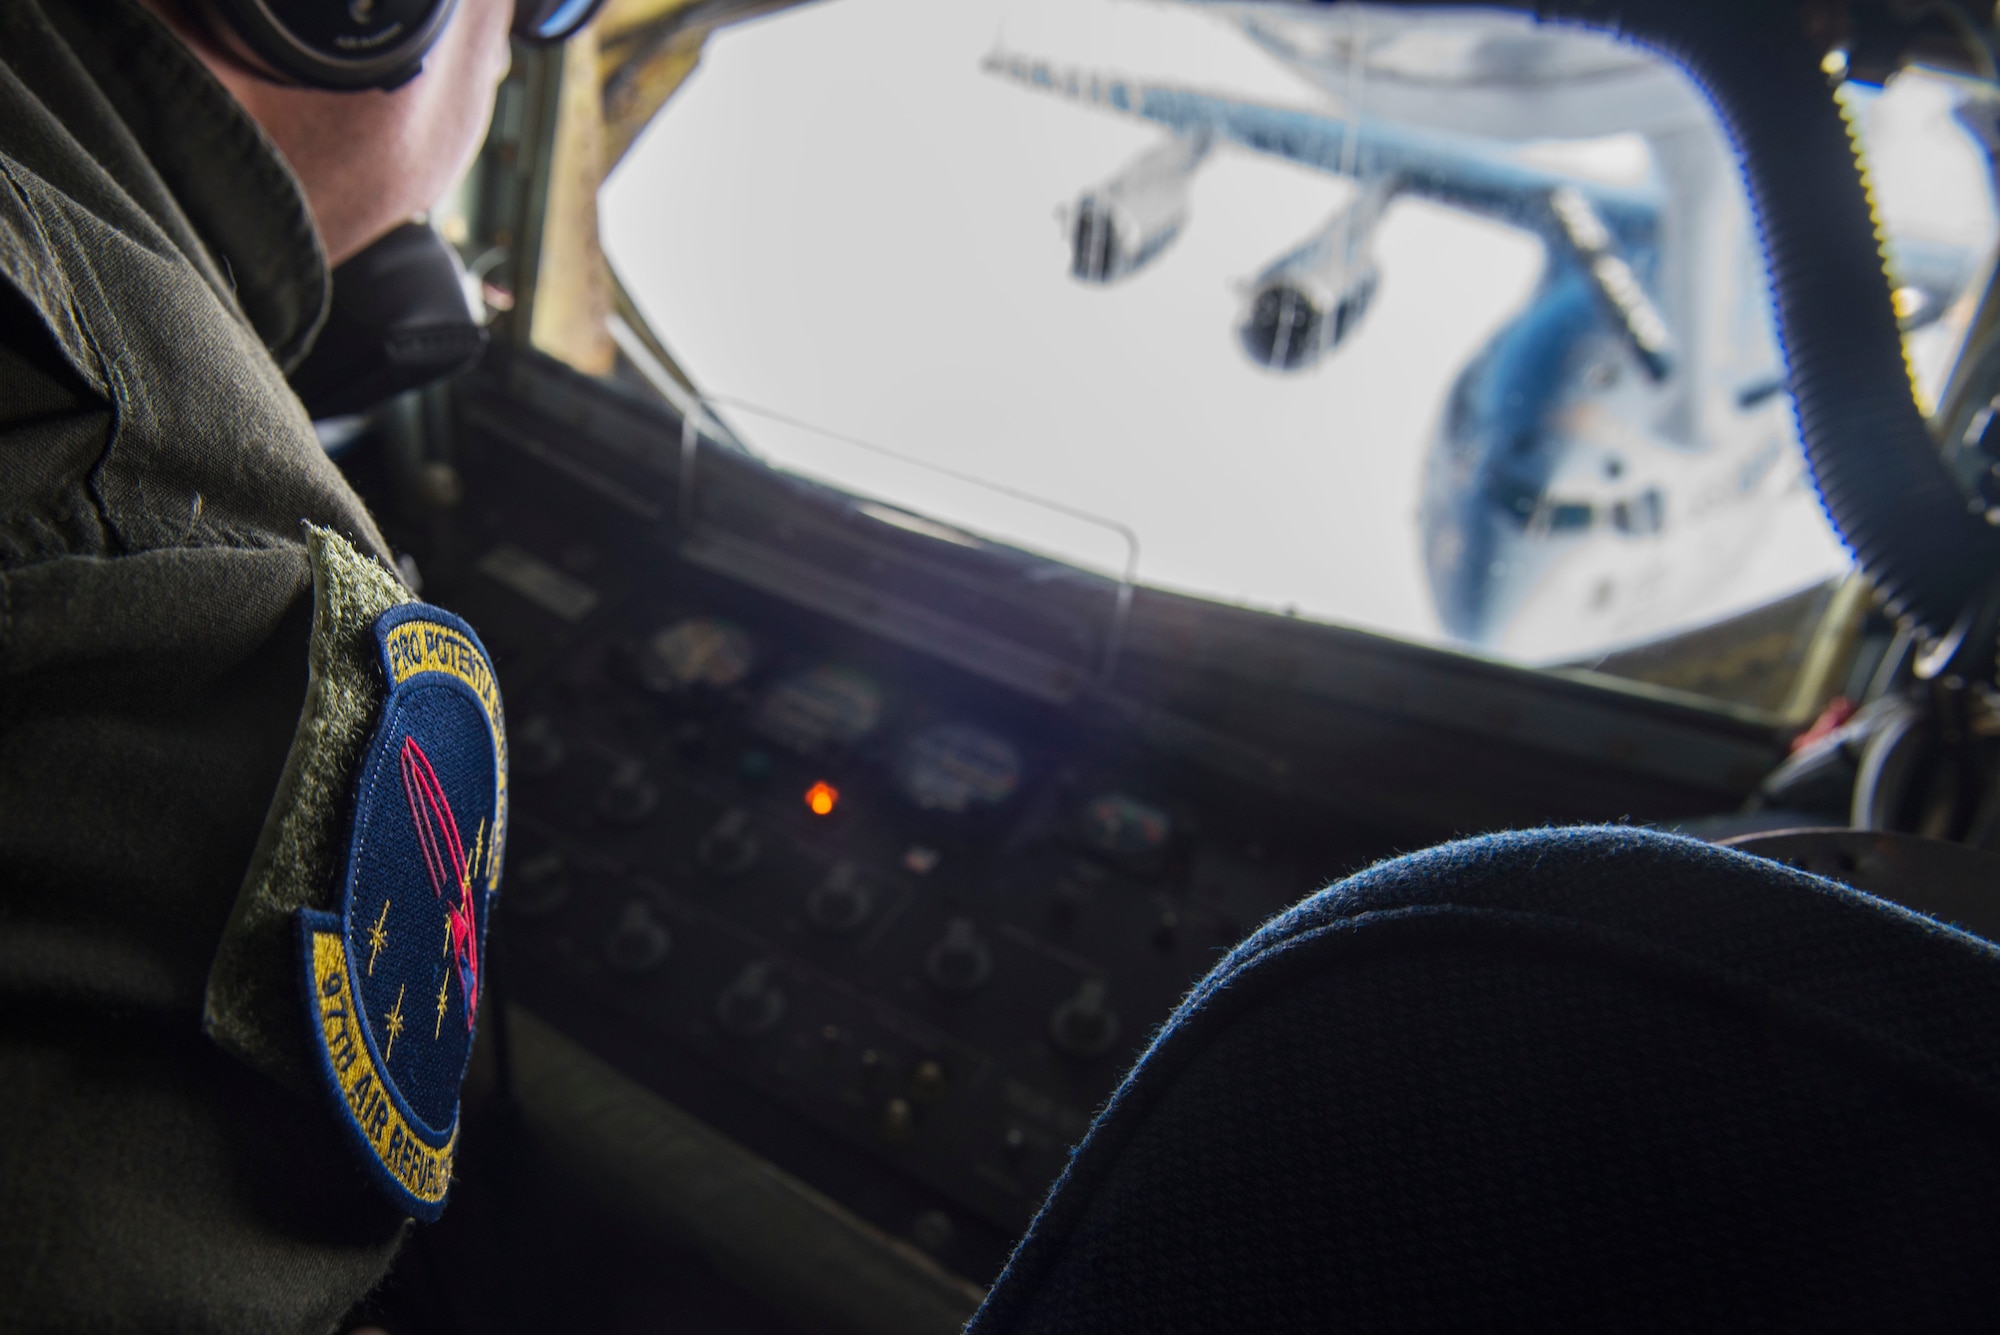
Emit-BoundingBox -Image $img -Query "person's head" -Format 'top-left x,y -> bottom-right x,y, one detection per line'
140,0 -> 518,264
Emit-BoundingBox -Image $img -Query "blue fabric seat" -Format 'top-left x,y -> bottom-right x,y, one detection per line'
968,826 -> 2000,1332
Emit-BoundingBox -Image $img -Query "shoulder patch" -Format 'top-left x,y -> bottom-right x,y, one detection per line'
299,603 -> 506,1219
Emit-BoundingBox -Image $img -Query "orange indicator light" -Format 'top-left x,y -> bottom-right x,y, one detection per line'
805,781 -> 839,817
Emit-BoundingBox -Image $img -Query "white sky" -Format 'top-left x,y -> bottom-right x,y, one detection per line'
601,0 -> 1994,662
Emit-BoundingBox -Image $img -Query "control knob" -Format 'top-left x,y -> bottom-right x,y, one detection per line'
697,807 -> 761,877
879,1097 -> 916,1144
509,851 -> 571,918
597,760 -> 658,825
910,1210 -> 955,1254
512,715 -> 566,778
924,918 -> 992,994
910,1059 -> 947,1100
807,862 -> 875,933
716,961 -> 786,1037
1047,880 -> 1085,930
603,901 -> 671,973
670,720 -> 708,761
1050,978 -> 1120,1057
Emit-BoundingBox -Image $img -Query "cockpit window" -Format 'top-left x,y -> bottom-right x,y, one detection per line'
512,0 -> 2000,714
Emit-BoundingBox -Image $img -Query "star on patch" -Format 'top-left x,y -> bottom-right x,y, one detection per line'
298,603 -> 507,1220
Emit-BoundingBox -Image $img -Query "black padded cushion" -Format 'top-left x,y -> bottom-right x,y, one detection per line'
968,826 -> 2000,1333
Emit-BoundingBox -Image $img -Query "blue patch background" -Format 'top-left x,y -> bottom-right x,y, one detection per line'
341,634 -> 499,1133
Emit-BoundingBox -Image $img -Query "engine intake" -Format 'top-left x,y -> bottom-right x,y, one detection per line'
1239,177 -> 1397,372
1068,133 -> 1210,283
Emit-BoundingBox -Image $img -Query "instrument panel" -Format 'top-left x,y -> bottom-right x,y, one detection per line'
483,566 -> 1368,1279
388,356 -> 1792,1291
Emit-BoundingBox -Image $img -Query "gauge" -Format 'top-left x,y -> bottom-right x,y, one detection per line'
639,617 -> 755,692
753,665 -> 884,753
895,723 -> 1023,814
1078,792 -> 1172,858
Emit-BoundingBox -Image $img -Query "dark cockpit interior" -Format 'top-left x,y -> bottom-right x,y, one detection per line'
293,0 -> 2000,1329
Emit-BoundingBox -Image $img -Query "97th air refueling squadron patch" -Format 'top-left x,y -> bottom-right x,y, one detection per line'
297,602 -> 507,1220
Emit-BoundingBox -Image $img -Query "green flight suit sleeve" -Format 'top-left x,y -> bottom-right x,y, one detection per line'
0,1 -> 415,1322
0,278 -> 405,1335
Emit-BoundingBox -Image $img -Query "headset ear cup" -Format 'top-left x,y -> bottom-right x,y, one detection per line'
194,0 -> 458,91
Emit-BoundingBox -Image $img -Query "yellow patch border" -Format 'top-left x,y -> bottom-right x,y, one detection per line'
305,923 -> 458,1209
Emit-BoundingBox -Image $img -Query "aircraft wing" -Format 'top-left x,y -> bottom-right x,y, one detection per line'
982,50 -> 1665,244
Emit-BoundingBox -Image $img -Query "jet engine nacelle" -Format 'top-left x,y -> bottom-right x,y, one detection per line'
1068,133 -> 1210,283
1239,178 -> 1396,372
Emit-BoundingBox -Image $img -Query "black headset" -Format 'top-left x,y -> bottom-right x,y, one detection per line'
195,0 -> 607,92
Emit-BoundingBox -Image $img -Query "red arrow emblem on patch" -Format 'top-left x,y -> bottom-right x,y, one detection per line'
399,735 -> 482,1029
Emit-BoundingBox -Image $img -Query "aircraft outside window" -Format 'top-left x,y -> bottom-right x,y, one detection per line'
486,0 -> 2000,717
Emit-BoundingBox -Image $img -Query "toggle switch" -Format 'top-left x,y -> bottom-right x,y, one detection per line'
924,917 -> 992,994
879,1096 -> 915,1144
910,1058 -> 948,1101
512,714 -> 566,778
716,960 -> 785,1037
603,900 -> 670,973
509,850 -> 570,918
696,806 -> 760,876
807,861 -> 874,933
1050,978 -> 1120,1057
597,759 -> 657,825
